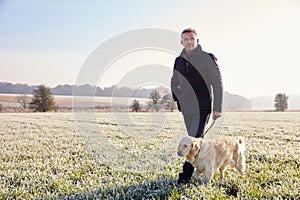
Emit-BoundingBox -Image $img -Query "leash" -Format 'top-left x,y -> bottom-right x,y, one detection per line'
193,119 -> 216,159
191,118 -> 216,159
202,119 -> 216,137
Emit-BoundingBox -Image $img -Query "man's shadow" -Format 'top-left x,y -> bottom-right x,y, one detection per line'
63,175 -> 179,199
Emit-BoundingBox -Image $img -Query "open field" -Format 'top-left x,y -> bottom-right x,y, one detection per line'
0,112 -> 299,199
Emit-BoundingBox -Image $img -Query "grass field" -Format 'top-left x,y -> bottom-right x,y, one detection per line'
0,112 -> 299,199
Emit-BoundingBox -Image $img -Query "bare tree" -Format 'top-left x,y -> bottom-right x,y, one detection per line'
148,89 -> 161,112
130,99 -> 142,112
274,93 -> 288,111
149,89 -> 161,104
30,85 -> 56,112
160,93 -> 177,112
16,94 -> 29,109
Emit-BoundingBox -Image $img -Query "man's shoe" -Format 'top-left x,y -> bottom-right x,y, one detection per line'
175,179 -> 189,188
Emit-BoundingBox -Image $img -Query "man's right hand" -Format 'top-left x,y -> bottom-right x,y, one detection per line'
212,111 -> 221,120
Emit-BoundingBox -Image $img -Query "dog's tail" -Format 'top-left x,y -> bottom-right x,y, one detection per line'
236,137 -> 246,174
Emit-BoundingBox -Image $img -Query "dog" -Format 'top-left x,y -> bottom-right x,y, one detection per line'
177,136 -> 246,184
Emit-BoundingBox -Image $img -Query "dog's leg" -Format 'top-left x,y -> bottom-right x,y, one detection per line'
202,166 -> 214,185
219,159 -> 231,181
237,155 -> 246,175
237,150 -> 246,174
237,137 -> 246,174
219,165 -> 226,181
193,169 -> 201,181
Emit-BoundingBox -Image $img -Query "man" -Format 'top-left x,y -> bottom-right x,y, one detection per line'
171,28 -> 223,185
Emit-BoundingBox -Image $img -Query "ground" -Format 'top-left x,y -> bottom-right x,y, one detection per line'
0,112 -> 299,199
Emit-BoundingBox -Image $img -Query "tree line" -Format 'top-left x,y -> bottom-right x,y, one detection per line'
0,85 -> 289,112
16,85 -> 57,112
0,85 -> 177,112
130,89 -> 177,112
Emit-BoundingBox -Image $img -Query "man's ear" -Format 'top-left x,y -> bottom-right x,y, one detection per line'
180,40 -> 183,46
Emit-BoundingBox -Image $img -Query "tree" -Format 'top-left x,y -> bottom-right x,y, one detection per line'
160,93 -> 177,112
130,99 -> 142,112
274,93 -> 288,111
149,89 -> 161,104
0,103 -> 3,112
30,85 -> 56,112
148,89 -> 161,112
16,94 -> 29,109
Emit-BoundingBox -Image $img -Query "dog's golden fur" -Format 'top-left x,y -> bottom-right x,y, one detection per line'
177,136 -> 246,184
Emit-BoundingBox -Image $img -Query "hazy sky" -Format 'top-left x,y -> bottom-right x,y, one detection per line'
0,0 -> 299,98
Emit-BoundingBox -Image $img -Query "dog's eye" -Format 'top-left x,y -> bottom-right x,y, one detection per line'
183,144 -> 187,147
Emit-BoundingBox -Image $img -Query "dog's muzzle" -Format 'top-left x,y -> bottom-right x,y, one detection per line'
177,151 -> 183,157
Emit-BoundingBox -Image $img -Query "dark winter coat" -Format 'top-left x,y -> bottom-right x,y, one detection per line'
171,44 -> 223,114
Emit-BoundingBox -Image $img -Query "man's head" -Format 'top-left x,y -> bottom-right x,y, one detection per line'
181,28 -> 199,54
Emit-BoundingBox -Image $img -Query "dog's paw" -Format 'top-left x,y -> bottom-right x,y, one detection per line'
193,173 -> 200,181
201,177 -> 209,185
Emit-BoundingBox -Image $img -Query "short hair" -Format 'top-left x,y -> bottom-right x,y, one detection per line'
181,28 -> 198,36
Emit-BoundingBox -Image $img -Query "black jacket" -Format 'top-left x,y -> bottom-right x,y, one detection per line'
171,45 -> 223,114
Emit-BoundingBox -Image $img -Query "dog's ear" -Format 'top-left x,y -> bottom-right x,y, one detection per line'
189,138 -> 200,156
198,138 -> 204,147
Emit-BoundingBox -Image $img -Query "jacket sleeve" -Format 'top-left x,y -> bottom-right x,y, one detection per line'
171,58 -> 181,111
207,54 -> 223,113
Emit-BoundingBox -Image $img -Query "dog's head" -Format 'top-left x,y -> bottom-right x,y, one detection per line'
177,136 -> 203,158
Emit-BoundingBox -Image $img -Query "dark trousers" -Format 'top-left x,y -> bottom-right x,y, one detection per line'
183,111 -> 211,138
178,111 -> 211,183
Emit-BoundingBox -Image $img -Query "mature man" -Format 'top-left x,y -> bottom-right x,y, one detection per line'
171,28 -> 223,185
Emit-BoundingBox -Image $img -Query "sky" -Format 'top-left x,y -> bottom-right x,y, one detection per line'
0,0 -> 299,98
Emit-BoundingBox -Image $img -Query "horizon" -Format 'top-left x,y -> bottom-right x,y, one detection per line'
1,1 -> 300,98
0,81 -> 299,99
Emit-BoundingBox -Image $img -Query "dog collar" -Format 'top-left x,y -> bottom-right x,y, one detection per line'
194,148 -> 201,158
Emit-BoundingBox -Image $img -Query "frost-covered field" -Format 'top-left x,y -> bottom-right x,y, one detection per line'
0,112 -> 299,199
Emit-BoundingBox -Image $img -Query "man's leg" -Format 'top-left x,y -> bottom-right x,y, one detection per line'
177,161 -> 194,185
177,112 -> 211,185
177,114 -> 198,185
177,114 -> 194,185
183,111 -> 210,138
195,110 -> 211,138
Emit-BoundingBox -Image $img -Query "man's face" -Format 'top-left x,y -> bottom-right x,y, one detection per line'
181,32 -> 199,53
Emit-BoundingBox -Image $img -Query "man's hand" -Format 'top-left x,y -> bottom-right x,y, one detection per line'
212,111 -> 222,120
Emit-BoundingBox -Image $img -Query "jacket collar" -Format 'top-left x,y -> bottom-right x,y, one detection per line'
180,44 -> 203,61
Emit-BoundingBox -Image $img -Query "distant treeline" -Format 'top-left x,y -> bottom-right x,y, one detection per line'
0,82 -> 168,98
0,82 -> 253,111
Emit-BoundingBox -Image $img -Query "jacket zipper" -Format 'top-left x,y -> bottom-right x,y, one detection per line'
186,61 -> 189,74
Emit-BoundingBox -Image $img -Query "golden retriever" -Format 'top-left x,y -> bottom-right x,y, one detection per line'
177,136 -> 246,184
